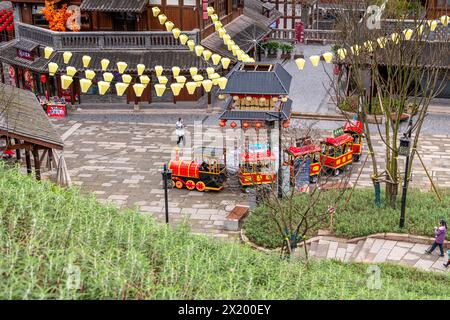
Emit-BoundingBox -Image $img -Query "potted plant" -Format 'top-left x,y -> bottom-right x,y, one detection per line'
280,43 -> 294,60
265,41 -> 279,58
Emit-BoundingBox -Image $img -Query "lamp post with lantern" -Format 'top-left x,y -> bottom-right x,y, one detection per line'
398,116 -> 414,229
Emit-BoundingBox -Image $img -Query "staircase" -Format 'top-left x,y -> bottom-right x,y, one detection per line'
295,236 -> 448,272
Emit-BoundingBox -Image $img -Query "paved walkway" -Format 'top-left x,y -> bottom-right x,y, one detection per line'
298,236 -> 449,273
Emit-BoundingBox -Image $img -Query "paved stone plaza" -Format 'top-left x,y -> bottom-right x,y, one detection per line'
49,117 -> 450,243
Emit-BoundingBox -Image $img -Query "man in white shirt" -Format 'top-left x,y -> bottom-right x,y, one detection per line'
176,118 -> 185,146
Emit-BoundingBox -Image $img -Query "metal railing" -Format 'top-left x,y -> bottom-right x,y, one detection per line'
16,22 -> 200,50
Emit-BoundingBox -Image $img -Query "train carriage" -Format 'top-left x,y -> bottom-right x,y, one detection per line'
320,134 -> 354,175
286,144 -> 322,183
343,120 -> 364,162
239,151 -> 277,186
169,147 -> 227,192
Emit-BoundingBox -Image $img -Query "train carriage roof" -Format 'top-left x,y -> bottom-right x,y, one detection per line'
322,134 -> 354,147
240,151 -> 276,163
343,121 -> 363,134
287,145 -> 321,157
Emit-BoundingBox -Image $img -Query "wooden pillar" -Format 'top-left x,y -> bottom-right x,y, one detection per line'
25,149 -> 32,175
32,145 -> 41,181
14,138 -> 21,161
148,76 -> 152,104
0,62 -> 4,84
48,149 -> 54,171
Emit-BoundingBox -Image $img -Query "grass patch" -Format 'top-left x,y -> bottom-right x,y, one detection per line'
0,163 -> 449,299
244,188 -> 450,249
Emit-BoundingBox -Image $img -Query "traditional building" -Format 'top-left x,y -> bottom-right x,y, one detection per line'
0,0 -> 281,104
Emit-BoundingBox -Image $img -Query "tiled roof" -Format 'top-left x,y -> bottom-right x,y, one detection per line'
0,83 -> 64,150
219,99 -> 292,121
12,39 -> 39,52
219,63 -> 292,95
80,0 -> 147,13
0,40 -> 49,73
201,0 -> 282,60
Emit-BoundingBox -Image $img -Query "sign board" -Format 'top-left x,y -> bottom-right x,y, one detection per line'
248,143 -> 267,154
46,104 -> 67,118
295,157 -> 310,192
17,49 -> 34,61
333,127 -> 344,138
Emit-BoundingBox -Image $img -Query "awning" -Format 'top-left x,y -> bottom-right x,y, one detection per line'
13,39 -> 39,52
219,99 -> 292,121
80,0 -> 147,13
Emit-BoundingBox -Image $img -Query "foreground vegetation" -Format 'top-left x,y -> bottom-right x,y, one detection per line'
245,189 -> 450,249
0,164 -> 449,299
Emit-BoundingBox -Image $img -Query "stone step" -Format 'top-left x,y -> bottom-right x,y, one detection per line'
350,240 -> 366,262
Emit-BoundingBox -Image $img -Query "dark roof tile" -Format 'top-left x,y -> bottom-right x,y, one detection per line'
80,0 -> 147,13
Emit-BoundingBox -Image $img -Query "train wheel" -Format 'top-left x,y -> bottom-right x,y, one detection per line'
334,169 -> 340,176
185,180 -> 196,191
196,181 -> 206,192
310,175 -> 318,184
175,180 -> 184,189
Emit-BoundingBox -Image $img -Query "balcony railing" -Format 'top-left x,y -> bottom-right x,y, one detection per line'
16,22 -> 200,50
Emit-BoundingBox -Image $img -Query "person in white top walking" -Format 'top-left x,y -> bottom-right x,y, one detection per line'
176,118 -> 186,146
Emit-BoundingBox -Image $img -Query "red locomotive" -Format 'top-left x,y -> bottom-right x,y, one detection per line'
343,120 -> 363,162
169,147 -> 227,192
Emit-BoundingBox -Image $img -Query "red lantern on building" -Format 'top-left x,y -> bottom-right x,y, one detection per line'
219,119 -> 226,128
283,121 -> 290,129
242,122 -> 249,129
230,121 -> 237,129
255,122 -> 262,129
40,74 -> 47,84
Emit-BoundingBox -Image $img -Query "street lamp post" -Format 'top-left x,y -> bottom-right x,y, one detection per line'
265,112 -> 284,199
399,117 -> 414,229
161,164 -> 172,224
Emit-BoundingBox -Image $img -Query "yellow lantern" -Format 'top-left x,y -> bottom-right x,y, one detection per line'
170,83 -> 183,96
227,40 -> 235,51
272,97 -> 279,102
140,75 -> 150,86
48,62 -> 58,76
214,21 -> 222,31
218,28 -> 226,38
231,45 -> 239,56
117,61 -> 128,74
80,79 -> 92,93
377,37 -> 387,48
103,72 -> 114,82
246,96 -> 252,102
155,65 -> 164,77
417,24 -> 425,36
403,28 -> 413,40
82,55 -> 91,68
172,66 -> 180,78
364,41 -> 374,52
202,50 -> 212,61
193,75 -> 204,87
122,74 -> 132,84
218,94 -> 225,100
63,51 -> 72,64
189,67 -> 198,77
207,6 -> 215,16
206,67 -> 215,75
85,69 -> 96,80
221,57 -> 231,69
209,72 -> 220,80
217,77 -> 228,90
179,34 -> 189,45
158,76 -> 168,84
211,54 -> 221,66
176,76 -> 187,84
350,45 -> 360,55
322,52 -> 333,63
158,14 -> 167,25
391,33 -> 399,44
115,82 -> 129,96
66,66 -> 77,77
44,47 -> 54,59
295,58 -> 306,70
187,40 -> 195,51
223,34 -> 231,45
211,14 -> 219,22
427,20 -> 438,31
172,28 -> 181,39
154,84 -> 166,97
61,75 -> 73,90
236,50 -> 244,61
281,96 -> 288,103
165,21 -> 174,32
133,83 -> 146,98
337,48 -> 347,59
98,81 -> 110,95
152,6 -> 161,17
101,59 -> 110,71
309,55 -> 320,67
194,45 -> 204,57
440,15 -> 449,26
202,80 -> 213,93
186,82 -> 197,95
137,64 -> 145,76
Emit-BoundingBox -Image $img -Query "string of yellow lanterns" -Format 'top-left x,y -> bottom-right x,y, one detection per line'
293,15 -> 449,71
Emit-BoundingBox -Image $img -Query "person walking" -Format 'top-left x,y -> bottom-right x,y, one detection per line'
176,118 -> 185,146
425,219 -> 447,257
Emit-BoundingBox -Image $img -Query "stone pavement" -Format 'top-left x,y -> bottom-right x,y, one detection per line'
47,118 -> 450,241
299,236 -> 449,273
